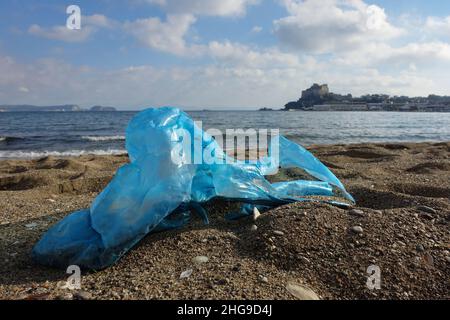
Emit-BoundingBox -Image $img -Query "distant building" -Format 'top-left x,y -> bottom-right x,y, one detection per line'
367,103 -> 384,111
312,104 -> 368,111
399,105 -> 412,112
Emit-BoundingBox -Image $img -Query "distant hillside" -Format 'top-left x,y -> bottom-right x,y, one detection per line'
0,105 -> 117,112
90,106 -> 117,112
0,105 -> 83,112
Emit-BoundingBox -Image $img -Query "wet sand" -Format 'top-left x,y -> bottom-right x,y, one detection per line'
0,142 -> 449,300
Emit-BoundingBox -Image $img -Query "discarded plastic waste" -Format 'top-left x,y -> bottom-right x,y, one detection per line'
32,107 -> 354,269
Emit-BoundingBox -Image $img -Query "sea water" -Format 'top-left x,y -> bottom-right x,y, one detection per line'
0,110 -> 449,159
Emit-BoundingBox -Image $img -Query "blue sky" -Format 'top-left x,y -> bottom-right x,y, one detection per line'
1,0 -> 450,109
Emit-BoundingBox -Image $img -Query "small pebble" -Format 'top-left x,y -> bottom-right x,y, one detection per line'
258,275 -> 268,283
56,293 -> 74,300
250,224 -> 258,232
419,213 -> 434,220
424,252 -> 434,266
297,255 -> 310,264
180,269 -> 193,279
215,278 -> 229,285
349,209 -> 365,217
225,232 -> 240,241
273,230 -> 285,236
416,244 -> 425,252
74,290 -> 92,300
351,226 -> 363,234
192,256 -> 209,264
232,265 -> 241,272
417,206 -> 437,215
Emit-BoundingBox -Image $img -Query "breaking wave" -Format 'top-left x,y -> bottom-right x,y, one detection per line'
0,136 -> 23,143
0,149 -> 127,159
82,135 -> 125,142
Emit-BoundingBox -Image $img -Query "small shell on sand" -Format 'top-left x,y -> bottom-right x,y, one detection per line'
286,282 -> 320,300
180,269 -> 193,279
253,207 -> 261,221
24,223 -> 38,229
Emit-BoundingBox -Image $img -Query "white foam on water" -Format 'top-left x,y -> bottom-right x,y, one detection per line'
82,135 -> 125,142
0,149 -> 127,159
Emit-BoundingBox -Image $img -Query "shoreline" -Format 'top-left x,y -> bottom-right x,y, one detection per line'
1,139 -> 450,161
0,141 -> 449,300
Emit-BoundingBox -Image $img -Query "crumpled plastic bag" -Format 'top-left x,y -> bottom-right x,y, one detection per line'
32,107 -> 354,269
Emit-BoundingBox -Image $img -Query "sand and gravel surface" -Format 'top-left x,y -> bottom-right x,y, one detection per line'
0,142 -> 449,300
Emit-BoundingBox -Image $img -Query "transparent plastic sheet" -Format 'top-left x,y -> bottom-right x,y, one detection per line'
32,107 -> 354,269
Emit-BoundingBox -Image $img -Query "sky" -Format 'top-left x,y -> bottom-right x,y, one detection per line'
0,0 -> 450,110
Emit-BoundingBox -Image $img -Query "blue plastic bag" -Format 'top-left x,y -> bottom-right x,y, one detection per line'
32,107 -> 354,269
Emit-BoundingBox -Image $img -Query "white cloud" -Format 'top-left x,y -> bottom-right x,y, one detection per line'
0,53 -> 310,108
334,41 -> 450,68
385,42 -> 450,64
6,1 -> 450,107
207,41 -> 300,68
124,0 -> 260,54
2,51 -> 449,110
425,16 -> 450,36
84,14 -> 117,29
251,26 -> 263,33
28,14 -> 115,42
123,14 -> 299,67
274,0 -> 403,53
124,14 -> 198,56
28,24 -> 95,42
145,0 -> 259,17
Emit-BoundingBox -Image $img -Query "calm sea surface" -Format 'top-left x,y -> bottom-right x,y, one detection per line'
1,111 -> 449,159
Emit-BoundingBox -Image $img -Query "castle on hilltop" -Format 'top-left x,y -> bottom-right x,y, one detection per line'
301,83 -> 329,101
285,83 -> 353,110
